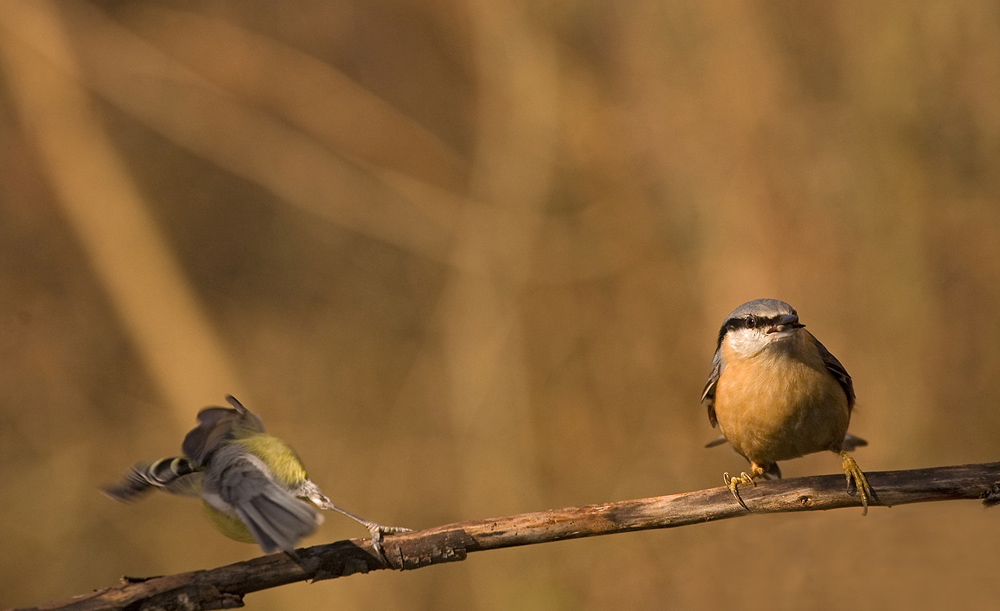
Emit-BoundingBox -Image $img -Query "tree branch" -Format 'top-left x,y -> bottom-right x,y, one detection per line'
18,462 -> 1000,611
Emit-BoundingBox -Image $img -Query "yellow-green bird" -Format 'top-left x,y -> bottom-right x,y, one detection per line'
103,396 -> 406,554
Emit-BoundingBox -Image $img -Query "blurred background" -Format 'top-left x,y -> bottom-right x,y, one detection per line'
1,1 -> 999,609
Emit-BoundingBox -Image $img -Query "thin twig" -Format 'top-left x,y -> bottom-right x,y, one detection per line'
16,462 -> 1000,611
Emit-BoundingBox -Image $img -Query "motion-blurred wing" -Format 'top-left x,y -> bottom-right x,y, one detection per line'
102,457 -> 202,502
182,397 -> 265,466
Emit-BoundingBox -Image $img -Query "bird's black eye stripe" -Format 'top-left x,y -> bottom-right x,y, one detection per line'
723,314 -> 787,332
715,311 -> 796,348
724,315 -> 753,332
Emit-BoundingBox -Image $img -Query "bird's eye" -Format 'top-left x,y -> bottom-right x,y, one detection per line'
744,315 -> 756,327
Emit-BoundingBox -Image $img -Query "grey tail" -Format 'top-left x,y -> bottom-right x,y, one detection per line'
704,435 -> 728,449
841,433 -> 868,452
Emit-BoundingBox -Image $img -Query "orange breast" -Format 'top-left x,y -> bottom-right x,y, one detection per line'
714,337 -> 850,465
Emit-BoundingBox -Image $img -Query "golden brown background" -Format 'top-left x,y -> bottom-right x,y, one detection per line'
2,1 -> 999,609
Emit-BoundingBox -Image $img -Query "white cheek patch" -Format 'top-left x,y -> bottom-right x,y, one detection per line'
726,329 -> 769,358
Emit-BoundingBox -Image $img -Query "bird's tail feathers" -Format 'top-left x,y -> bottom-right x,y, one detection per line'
841,433 -> 868,452
704,435 -> 729,448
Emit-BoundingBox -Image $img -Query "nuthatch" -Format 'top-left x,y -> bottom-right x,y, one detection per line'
701,299 -> 874,514
103,396 -> 408,554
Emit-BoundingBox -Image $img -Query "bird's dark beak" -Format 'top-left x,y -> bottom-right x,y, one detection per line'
767,314 -> 803,334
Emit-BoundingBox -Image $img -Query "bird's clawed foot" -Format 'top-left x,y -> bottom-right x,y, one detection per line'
364,523 -> 413,556
723,470 -> 759,511
840,451 -> 875,516
315,496 -> 411,556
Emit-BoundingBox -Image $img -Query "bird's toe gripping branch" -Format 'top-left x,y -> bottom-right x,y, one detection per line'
840,450 -> 875,516
314,495 -> 411,556
723,470 -> 759,511
364,523 -> 413,557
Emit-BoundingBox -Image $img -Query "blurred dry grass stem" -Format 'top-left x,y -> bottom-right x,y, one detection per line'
8,0 -> 462,261
123,5 -> 470,194
440,4 -> 561,607
0,1 -> 244,426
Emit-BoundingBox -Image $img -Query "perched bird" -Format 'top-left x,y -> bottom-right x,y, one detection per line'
701,299 -> 875,514
103,396 -> 407,554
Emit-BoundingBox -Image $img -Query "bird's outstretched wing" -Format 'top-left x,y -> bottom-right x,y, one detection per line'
182,396 -> 266,466
102,457 -> 202,501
